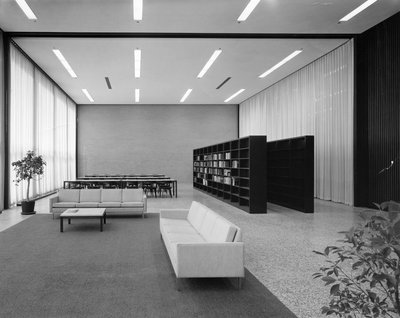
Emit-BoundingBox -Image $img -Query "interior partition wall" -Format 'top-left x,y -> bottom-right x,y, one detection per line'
239,40 -> 354,205
8,44 -> 76,206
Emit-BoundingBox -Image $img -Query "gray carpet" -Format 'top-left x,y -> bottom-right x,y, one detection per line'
0,214 -> 297,318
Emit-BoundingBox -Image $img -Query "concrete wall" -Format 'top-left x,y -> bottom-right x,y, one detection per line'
77,104 -> 238,183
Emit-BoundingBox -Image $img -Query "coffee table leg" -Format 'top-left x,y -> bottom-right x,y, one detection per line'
68,218 -> 71,224
104,213 -> 106,224
60,217 -> 63,232
100,217 -> 103,232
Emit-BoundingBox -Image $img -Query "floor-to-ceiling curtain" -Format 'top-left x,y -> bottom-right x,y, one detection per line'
239,40 -> 354,205
9,44 -> 76,205
0,31 -> 5,211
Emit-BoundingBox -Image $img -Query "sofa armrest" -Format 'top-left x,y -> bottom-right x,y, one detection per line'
160,209 -> 189,219
176,242 -> 244,278
143,194 -> 147,213
49,196 -> 59,213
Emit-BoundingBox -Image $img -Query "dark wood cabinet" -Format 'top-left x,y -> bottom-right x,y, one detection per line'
267,136 -> 314,213
193,136 -> 267,213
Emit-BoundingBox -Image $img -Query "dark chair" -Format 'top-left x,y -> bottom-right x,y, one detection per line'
142,182 -> 157,197
158,182 -> 172,198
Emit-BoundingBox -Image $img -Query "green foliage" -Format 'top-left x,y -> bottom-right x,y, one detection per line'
313,202 -> 400,318
12,150 -> 46,201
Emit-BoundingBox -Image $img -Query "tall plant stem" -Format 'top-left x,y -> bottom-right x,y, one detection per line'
26,179 -> 30,201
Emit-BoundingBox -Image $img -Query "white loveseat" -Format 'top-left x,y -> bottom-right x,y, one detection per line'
160,201 -> 244,289
49,188 -> 147,218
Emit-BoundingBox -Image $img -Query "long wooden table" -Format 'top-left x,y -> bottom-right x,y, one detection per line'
63,178 -> 178,198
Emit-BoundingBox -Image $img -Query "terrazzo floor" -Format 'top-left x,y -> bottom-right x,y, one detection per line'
0,184 -> 369,318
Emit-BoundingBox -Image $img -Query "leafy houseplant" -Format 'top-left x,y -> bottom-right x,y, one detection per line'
313,202 -> 400,318
12,150 -> 46,215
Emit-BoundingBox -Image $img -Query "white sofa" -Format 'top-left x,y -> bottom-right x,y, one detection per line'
160,201 -> 244,289
49,188 -> 147,218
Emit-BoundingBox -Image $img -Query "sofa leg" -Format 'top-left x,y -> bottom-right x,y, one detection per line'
236,277 -> 243,290
176,278 -> 182,291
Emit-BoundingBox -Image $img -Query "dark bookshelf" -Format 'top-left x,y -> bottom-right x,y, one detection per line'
267,135 -> 314,213
193,136 -> 267,214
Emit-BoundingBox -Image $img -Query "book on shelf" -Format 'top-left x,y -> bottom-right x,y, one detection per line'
232,160 -> 239,168
225,152 -> 231,159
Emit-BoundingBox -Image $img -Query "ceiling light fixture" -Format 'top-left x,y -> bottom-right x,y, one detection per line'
224,89 -> 245,103
133,0 -> 143,21
105,77 -> 112,89
52,49 -> 77,78
339,0 -> 377,22
197,49 -> 222,78
259,49 -> 303,78
82,89 -> 94,103
237,0 -> 260,22
134,49 -> 141,78
15,0 -> 37,20
135,89 -> 140,103
180,89 -> 192,103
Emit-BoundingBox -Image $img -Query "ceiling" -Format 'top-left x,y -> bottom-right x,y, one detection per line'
1,0 -> 400,104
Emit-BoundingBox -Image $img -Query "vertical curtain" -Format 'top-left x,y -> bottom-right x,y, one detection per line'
0,31 -> 5,211
9,44 -> 76,205
239,40 -> 354,205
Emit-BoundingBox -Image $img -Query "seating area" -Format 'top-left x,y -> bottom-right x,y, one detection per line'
49,188 -> 147,218
160,201 -> 244,289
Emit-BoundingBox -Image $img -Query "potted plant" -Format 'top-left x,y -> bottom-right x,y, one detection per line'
313,201 -> 400,317
12,150 -> 46,215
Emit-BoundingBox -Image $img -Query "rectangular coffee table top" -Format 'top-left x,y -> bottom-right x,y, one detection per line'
61,208 -> 106,218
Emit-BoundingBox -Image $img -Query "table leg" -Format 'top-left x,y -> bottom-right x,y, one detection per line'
68,218 -> 71,224
104,213 -> 106,224
175,181 -> 178,198
60,217 -> 63,232
100,217 -> 103,232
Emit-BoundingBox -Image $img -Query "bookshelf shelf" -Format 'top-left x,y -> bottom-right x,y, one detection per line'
267,135 -> 314,213
193,136 -> 266,214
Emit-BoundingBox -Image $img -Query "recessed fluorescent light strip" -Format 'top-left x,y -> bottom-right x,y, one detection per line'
133,0 -> 143,21
15,0 -> 37,20
180,89 -> 192,103
135,89 -> 140,103
134,49 -> 141,78
339,0 -> 377,22
259,50 -> 303,78
197,49 -> 222,78
52,49 -> 77,78
224,89 -> 245,103
237,0 -> 260,22
82,89 -> 94,103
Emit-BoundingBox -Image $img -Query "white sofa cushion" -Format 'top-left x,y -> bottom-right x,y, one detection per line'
199,210 -> 218,241
187,201 -> 207,232
101,189 -> 122,202
80,189 -> 101,202
98,202 -> 121,208
53,202 -> 76,208
121,202 -> 144,208
76,202 -> 99,208
163,223 -> 198,235
58,189 -> 80,202
208,217 -> 237,242
166,233 -> 205,244
122,189 -> 143,202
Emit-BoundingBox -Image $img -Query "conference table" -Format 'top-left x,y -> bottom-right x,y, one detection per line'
63,178 -> 178,198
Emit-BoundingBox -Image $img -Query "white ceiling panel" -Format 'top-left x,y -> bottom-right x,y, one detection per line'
14,37 -> 348,104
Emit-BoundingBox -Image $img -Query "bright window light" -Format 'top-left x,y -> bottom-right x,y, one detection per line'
15,0 -> 37,20
134,49 -> 141,78
237,0 -> 260,22
197,49 -> 222,78
224,89 -> 245,103
133,0 -> 143,21
135,89 -> 140,103
339,0 -> 378,22
52,49 -> 77,78
82,89 -> 94,103
259,50 -> 303,78
180,89 -> 192,103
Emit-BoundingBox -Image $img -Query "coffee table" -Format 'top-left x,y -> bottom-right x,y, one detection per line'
60,208 -> 106,232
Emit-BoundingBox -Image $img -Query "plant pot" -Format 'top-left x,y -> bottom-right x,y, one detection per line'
21,201 -> 36,215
